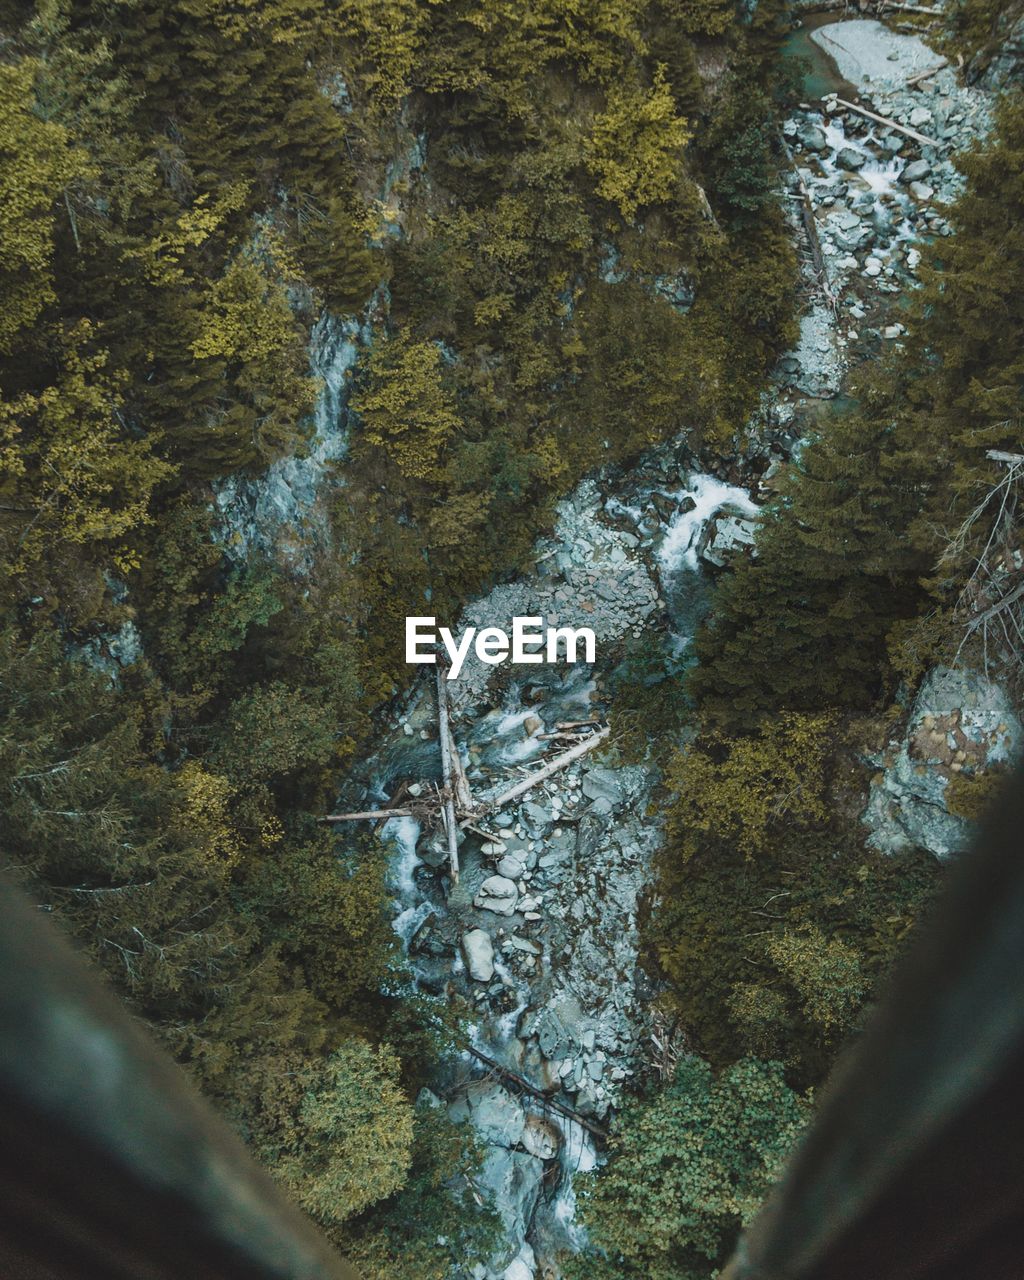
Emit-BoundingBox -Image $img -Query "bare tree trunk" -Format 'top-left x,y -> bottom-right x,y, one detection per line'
322,807 -> 414,822
436,664 -> 461,884
465,725 -> 610,823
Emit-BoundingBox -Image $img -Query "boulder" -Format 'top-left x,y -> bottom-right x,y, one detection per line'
798,122 -> 828,152
478,1148 -> 544,1271
521,1114 -> 562,1160
836,146 -> 867,170
498,853 -> 526,879
581,767 -> 625,806
462,928 -> 495,982
863,666 -> 1022,860
461,1079 -> 526,1147
474,875 -> 519,916
698,508 -> 759,569
899,158 -> 931,184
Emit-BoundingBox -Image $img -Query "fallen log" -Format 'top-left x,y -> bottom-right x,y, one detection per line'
907,58 -> 949,86
464,725 -> 610,824
436,664 -> 461,884
833,96 -> 937,147
881,2 -> 943,14
322,807 -> 414,822
465,1046 -> 608,1140
446,719 -> 475,814
986,450 -> 1024,466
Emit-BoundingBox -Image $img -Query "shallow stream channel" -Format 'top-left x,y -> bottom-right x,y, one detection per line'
324,15 -> 997,1279
331,438 -> 759,1278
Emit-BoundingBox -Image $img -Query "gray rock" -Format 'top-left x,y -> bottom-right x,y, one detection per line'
698,509 -> 759,569
909,181 -> 935,201
477,1147 -> 544,1269
863,666 -> 1022,859
462,928 -> 495,982
581,767 -> 625,805
836,146 -> 867,170
899,158 -> 931,184
832,209 -> 863,232
497,854 -> 525,879
458,1079 -> 526,1146
798,122 -> 828,152
533,1009 -> 569,1058
508,934 -> 541,956
523,800 -> 551,827
474,875 -> 519,916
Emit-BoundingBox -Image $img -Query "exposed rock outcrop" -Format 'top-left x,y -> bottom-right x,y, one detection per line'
863,666 -> 1022,859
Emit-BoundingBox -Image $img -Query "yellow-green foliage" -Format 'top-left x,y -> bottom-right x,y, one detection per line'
353,336 -> 461,481
0,322 -> 173,576
585,67 -> 693,220
664,0 -> 738,37
944,767 -> 1007,820
0,0 -> 801,1262
276,1040 -> 415,1225
665,713 -> 833,859
0,60 -> 89,354
766,924 -> 867,1035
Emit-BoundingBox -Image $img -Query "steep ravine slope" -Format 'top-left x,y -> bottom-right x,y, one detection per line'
321,16 -> 1020,1278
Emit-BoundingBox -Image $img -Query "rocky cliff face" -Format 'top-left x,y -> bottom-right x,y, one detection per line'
864,668 -> 1022,859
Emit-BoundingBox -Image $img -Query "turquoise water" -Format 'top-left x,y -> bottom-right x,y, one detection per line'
780,14 -> 860,102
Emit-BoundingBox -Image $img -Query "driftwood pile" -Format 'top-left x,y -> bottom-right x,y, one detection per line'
324,665 -> 609,885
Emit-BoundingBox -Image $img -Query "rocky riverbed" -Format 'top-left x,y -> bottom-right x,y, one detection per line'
777,18 -> 991,406
198,14 -> 1015,1277
348,448 -> 755,1279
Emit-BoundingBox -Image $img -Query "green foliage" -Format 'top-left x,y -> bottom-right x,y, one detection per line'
338,1095 -> 500,1280
0,0 -> 805,1260
353,336 -> 461,481
274,1040 -> 416,1225
570,1057 -> 808,1278
664,713 -> 833,858
0,59 -> 89,355
585,67 -> 693,221
0,322 -> 173,580
653,814 -> 941,1079
765,924 -> 867,1035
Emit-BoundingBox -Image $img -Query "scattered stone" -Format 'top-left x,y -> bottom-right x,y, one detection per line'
798,122 -> 828,152
462,929 -> 495,981
837,146 -> 867,170
475,875 -> 519,916
508,934 -> 541,955
909,181 -> 935,201
864,257 -> 883,277
899,158 -> 932,184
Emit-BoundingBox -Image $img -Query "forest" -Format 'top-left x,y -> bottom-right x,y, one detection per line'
0,0 -> 1022,1276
